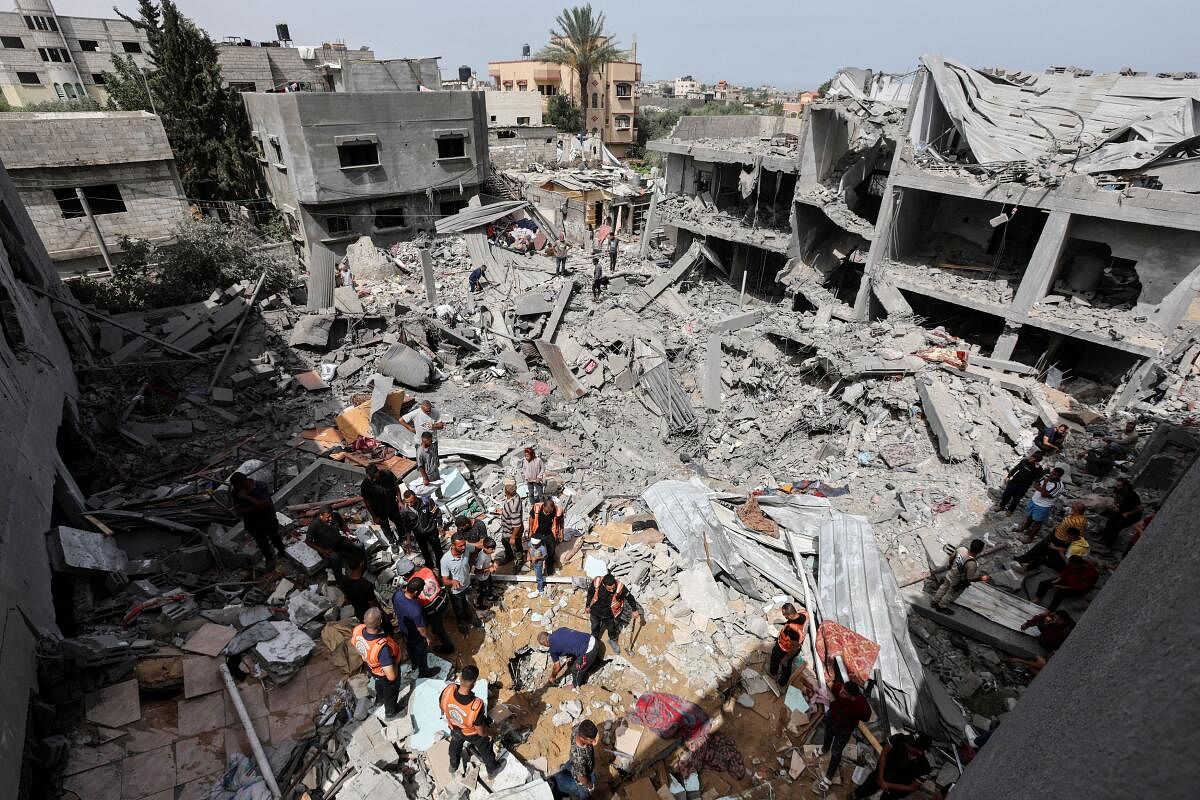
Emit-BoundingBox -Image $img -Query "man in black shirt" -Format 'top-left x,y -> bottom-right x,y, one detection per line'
337,549 -> 392,635
305,505 -> 365,580
993,453 -> 1044,515
853,732 -> 932,799
230,472 -> 286,570
585,573 -> 641,656
404,490 -> 444,569
1100,478 -> 1143,548
361,464 -> 406,544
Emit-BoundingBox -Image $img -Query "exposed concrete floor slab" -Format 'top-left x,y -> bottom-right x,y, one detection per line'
85,679 -> 142,729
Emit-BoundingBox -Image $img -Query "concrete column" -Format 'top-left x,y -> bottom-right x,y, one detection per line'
853,187 -> 902,320
307,247 -> 336,310
990,322 -> 1022,360
730,244 -> 748,287
1011,210 -> 1071,313
950,455 -> 1200,800
419,248 -> 437,306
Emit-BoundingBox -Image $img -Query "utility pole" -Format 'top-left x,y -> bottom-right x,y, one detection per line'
137,65 -> 158,116
75,188 -> 113,272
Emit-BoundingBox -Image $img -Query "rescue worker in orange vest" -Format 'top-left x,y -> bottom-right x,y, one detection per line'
350,608 -> 404,718
439,665 -> 506,777
768,603 -> 808,688
391,557 -> 455,655
529,497 -> 565,575
585,573 -> 641,656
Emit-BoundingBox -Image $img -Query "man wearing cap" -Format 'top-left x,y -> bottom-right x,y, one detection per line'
440,665 -> 506,777
586,573 -> 641,656
350,608 -> 403,718
539,627 -> 601,688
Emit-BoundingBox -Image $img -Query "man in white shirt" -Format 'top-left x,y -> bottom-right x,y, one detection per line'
1014,467 -> 1065,540
401,399 -> 444,444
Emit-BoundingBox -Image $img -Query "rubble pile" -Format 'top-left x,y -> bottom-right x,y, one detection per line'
656,192 -> 791,240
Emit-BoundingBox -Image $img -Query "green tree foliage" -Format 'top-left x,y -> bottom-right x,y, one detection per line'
769,101 -> 785,116
72,218 -> 292,313
817,78 -> 833,97
102,0 -> 261,202
629,108 -> 680,160
545,93 -> 583,133
538,5 -> 621,132
0,97 -> 103,112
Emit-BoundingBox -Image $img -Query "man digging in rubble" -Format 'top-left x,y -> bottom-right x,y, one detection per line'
305,504 -> 365,582
440,664 -> 506,779
361,464 -> 406,544
931,539 -> 990,614
768,603 -> 808,687
539,627 -> 601,688
351,607 -> 404,719
1033,423 -> 1069,456
495,479 -> 526,571
392,557 -> 455,655
229,472 -> 286,571
852,731 -> 932,800
814,679 -> 873,793
586,572 -> 642,656
441,532 -> 483,635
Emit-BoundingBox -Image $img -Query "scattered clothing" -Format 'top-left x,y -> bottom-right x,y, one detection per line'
627,693 -> 746,779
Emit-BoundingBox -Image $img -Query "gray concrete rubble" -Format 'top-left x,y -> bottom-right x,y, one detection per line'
23,57 -> 1200,800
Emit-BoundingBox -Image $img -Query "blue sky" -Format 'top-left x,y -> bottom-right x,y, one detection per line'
53,0 -> 1197,89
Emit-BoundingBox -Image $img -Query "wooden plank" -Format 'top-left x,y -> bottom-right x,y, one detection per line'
534,340 -> 586,399
954,582 -> 1047,632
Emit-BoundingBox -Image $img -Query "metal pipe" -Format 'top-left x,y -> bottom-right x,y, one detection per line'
219,663 -> 282,799
75,188 -> 114,271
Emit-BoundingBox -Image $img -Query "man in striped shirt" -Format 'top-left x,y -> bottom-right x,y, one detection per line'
495,480 -> 525,569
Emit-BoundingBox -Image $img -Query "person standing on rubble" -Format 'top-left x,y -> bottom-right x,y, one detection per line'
403,490 -> 444,569
473,538 -> 499,607
229,472 -> 286,571
553,719 -> 598,798
393,557 -> 455,655
495,479 -> 526,570
529,496 -> 564,576
607,234 -> 619,272
391,572 -> 440,678
931,539 -> 989,614
440,664 -> 506,778
441,532 -> 483,635
350,607 -> 404,719
586,573 -> 641,656
361,464 -> 405,544
415,431 -> 441,495
522,447 -> 546,502
993,452 -> 1044,515
529,535 -> 548,593
768,603 -> 808,687
339,550 -> 392,636
402,399 -> 444,451
553,232 -> 571,276
815,679 -> 873,792
539,627 -> 601,688
591,250 -> 604,302
1013,467 -> 1066,540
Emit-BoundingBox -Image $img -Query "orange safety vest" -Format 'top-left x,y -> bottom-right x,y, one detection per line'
588,577 -> 625,617
777,614 -> 807,654
411,566 -> 442,608
439,683 -> 484,736
350,624 -> 400,677
530,502 -> 564,541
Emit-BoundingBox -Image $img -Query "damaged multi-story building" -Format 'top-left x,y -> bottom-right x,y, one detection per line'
650,59 -> 1200,406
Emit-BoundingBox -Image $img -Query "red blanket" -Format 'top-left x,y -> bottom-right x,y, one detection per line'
628,693 -> 746,779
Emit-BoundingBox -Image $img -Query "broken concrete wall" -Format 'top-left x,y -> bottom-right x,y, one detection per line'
0,158 -> 83,799
668,114 -> 794,142
798,107 -> 852,192
950,454 -> 1200,800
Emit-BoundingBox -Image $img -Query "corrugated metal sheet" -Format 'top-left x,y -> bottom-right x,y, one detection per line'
642,479 -> 753,588
435,200 -> 529,234
818,512 -> 941,733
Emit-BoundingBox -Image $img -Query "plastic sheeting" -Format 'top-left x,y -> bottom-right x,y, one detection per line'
817,512 -> 940,734
919,54 -> 1200,173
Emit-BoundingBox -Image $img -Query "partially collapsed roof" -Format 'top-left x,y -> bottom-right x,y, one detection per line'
434,200 -> 529,234
917,54 -> 1200,174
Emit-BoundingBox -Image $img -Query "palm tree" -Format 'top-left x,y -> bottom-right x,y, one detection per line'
538,5 -> 622,133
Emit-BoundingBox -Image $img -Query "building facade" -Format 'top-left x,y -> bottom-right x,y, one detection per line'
215,41 -> 441,94
242,90 -> 489,278
0,110 -> 188,275
488,124 -> 557,170
0,0 -> 151,107
484,89 -> 544,127
487,58 -> 641,157
0,151 -> 86,800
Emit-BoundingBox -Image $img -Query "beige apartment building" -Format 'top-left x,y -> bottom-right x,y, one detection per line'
487,58 -> 641,156
0,0 -> 151,107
